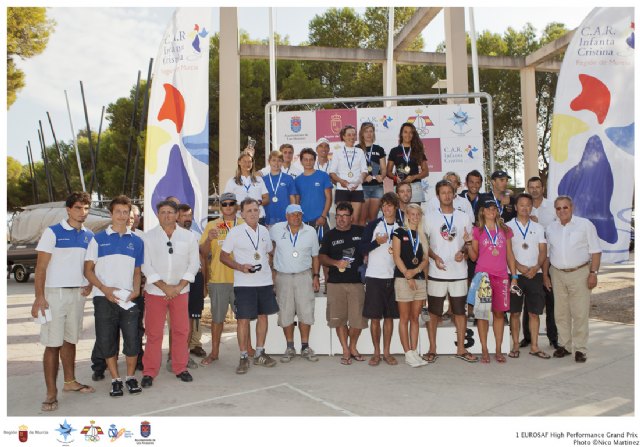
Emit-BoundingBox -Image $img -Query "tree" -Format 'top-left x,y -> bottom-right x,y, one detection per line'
7,7 -> 55,108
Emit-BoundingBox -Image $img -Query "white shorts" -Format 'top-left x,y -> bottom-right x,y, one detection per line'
40,287 -> 86,347
427,279 -> 468,298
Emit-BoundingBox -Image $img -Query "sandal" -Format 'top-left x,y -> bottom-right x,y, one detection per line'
63,382 -> 95,393
529,350 -> 551,359
200,355 -> 218,366
368,355 -> 381,366
455,352 -> 479,363
340,357 -> 352,366
350,353 -> 366,362
495,353 -> 507,363
480,353 -> 491,364
383,355 -> 398,366
41,399 -> 58,412
508,350 -> 520,358
422,353 -> 438,363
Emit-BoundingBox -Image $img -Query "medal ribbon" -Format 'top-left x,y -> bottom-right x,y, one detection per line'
268,172 -> 283,199
439,208 -> 455,237
383,220 -> 395,244
287,225 -> 299,249
244,226 -> 260,252
317,225 -> 324,242
242,177 -> 252,193
407,228 -> 420,258
466,192 -> 479,212
402,146 -> 411,165
492,192 -> 504,214
223,217 -> 237,232
343,147 -> 356,173
484,225 -> 499,249
315,160 -> 328,172
514,219 -> 530,241
366,146 -> 373,167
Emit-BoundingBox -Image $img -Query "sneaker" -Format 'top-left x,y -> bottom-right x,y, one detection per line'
141,375 -> 153,388
176,371 -> 193,382
165,359 -> 172,373
236,357 -> 250,375
187,357 -> 199,369
301,347 -> 318,362
126,378 -> 142,394
92,371 -> 105,382
281,347 -> 296,363
109,380 -> 124,397
405,350 -> 428,368
253,352 -> 277,367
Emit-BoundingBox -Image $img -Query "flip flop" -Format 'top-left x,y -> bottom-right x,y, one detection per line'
455,352 -> 479,363
41,399 -> 58,412
495,353 -> 507,363
480,354 -> 491,364
368,356 -> 381,366
529,350 -> 551,359
383,355 -> 398,366
508,350 -> 520,358
422,353 -> 438,363
340,357 -> 352,366
63,383 -> 95,394
350,353 -> 365,362
200,355 -> 218,366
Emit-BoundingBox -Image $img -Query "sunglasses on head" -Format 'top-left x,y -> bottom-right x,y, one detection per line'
167,241 -> 173,254
221,202 -> 236,207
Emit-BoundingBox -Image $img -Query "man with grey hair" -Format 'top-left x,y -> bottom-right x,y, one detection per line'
425,172 -> 473,218
544,195 -> 601,363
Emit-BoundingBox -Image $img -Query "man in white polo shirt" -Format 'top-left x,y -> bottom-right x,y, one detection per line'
545,195 -> 601,363
84,195 -> 145,397
220,197 -> 279,374
32,192 -> 96,412
270,204 -> 321,362
506,193 -> 549,359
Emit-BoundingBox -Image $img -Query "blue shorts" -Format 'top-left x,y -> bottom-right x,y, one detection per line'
362,184 -> 384,200
233,285 -> 279,320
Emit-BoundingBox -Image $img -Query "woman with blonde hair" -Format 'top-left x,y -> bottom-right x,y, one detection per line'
466,200 -> 518,364
392,203 -> 429,367
223,152 -> 269,222
356,122 -> 387,225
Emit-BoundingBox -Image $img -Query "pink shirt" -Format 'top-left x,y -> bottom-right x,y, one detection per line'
473,225 -> 513,277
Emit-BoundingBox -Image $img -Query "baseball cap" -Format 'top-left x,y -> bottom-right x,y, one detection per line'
316,138 -> 330,146
491,170 -> 511,180
482,199 -> 499,208
220,192 -> 237,203
285,204 -> 304,215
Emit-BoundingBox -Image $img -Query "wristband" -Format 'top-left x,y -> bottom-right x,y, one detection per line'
512,274 -> 519,279
312,273 -> 320,277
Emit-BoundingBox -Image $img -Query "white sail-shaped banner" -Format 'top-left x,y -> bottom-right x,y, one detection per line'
144,8 -> 211,234
548,7 -> 635,263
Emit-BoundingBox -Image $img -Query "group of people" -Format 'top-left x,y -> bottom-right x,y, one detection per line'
31,121 -> 602,411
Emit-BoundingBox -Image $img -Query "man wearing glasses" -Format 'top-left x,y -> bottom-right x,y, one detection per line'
220,198 -> 279,374
544,196 -> 601,363
138,200 -> 200,387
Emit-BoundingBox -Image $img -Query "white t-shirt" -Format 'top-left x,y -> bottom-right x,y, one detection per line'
329,146 -> 368,190
260,164 -> 303,179
224,175 -> 268,218
423,207 -> 473,280
531,197 -> 556,229
365,218 -> 397,279
221,222 -> 274,287
426,195 -> 474,218
506,219 -> 547,272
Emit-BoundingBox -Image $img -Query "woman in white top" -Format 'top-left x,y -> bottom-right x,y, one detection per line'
223,152 -> 269,222
329,125 -> 368,225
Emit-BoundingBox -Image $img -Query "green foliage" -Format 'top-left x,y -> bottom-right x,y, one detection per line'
7,7 -> 55,108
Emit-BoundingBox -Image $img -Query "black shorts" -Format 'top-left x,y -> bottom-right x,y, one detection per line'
363,277 -> 399,319
233,285 -> 279,320
427,295 -> 466,316
467,259 -> 477,281
93,295 -> 141,358
509,273 -> 545,315
335,189 -> 365,203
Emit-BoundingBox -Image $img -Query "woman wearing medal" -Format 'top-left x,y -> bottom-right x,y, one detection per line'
223,152 -> 270,223
391,203 -> 429,367
467,200 -> 518,364
329,125 -> 368,226
356,122 -> 387,225
263,150 -> 297,227
386,122 -> 429,204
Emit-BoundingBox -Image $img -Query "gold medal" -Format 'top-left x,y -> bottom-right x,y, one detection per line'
403,166 -> 411,174
491,248 -> 499,256
254,252 -> 261,261
338,268 -> 346,273
522,243 -> 529,250
367,165 -> 372,173
412,257 -> 419,265
347,172 -> 354,178
272,196 -> 278,203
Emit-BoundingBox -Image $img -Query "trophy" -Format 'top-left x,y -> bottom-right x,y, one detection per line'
244,136 -> 257,157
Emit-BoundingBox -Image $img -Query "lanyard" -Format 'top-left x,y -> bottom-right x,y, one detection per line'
282,166 -> 290,175
242,177 -> 252,193
366,146 -> 373,166
343,147 -> 356,172
407,228 -> 420,257
287,225 -> 299,248
316,160 -> 328,172
439,208 -> 454,235
244,226 -> 260,251
492,192 -> 503,214
224,217 -> 237,232
402,146 -> 411,165
317,225 -> 324,242
514,219 -> 530,241
383,219 -> 395,241
268,172 -> 283,197
484,225 -> 499,248
466,192 -> 479,211
397,209 -> 405,227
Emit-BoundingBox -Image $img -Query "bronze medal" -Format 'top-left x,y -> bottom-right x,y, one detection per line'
412,257 -> 419,265
491,248 -> 499,256
447,235 -> 454,241
522,242 -> 529,250
347,171 -> 354,178
254,252 -> 261,261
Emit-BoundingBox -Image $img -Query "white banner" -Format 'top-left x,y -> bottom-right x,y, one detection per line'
548,7 -> 634,263
144,8 -> 211,234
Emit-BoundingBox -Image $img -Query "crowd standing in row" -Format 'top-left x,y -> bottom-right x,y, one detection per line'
31,122 -> 602,411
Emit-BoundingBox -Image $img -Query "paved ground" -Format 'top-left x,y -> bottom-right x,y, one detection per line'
5,258 -> 635,417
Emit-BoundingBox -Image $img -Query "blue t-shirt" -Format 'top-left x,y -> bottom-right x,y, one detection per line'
264,171 -> 298,226
294,170 -> 333,222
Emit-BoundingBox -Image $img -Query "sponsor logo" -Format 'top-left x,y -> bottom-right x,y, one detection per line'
55,419 -> 77,444
407,109 -> 434,137
107,424 -> 130,442
465,145 -> 479,159
449,106 -> 473,135
80,420 -> 103,443
330,114 -> 343,135
140,421 -> 151,439
290,116 -> 302,133
19,425 -> 28,443
127,242 -> 135,250
359,114 -> 394,129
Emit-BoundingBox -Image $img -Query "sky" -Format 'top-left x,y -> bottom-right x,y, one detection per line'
6,5 -> 596,166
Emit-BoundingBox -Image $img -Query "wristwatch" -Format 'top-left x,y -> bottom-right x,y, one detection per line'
590,270 -> 598,275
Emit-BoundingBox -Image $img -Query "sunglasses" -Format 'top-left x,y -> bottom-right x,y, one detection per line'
336,213 -> 352,218
555,206 -> 570,210
167,241 -> 173,254
221,202 -> 236,207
